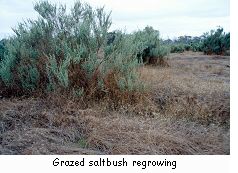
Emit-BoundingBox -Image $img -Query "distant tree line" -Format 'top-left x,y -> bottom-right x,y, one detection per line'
162,27 -> 230,55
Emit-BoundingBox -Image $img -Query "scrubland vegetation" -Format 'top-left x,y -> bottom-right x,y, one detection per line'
164,27 -> 230,55
0,1 -> 230,154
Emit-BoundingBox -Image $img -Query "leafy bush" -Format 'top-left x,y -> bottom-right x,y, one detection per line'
190,42 -> 202,52
0,0 -> 144,104
170,44 -> 185,53
163,35 -> 205,53
164,35 -> 203,53
0,39 -> 7,61
184,44 -> 191,51
201,27 -> 230,55
132,26 -> 169,65
107,27 -> 169,65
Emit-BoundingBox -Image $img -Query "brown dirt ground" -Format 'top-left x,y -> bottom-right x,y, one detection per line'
0,52 -> 230,155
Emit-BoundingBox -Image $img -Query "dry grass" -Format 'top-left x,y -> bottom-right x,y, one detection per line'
0,52 -> 230,155
0,98 -> 229,155
141,52 -> 229,126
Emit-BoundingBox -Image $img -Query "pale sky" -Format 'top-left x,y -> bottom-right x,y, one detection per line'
0,0 -> 230,39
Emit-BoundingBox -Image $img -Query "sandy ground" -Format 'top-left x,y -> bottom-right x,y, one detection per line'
0,52 -> 230,154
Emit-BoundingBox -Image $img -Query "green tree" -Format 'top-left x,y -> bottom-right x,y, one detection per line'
201,27 -> 230,55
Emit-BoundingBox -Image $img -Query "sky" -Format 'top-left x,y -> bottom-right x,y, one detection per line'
0,0 -> 230,39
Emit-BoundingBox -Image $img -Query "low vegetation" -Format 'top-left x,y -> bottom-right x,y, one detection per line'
0,52 -> 230,155
0,0 -> 230,155
164,27 -> 230,55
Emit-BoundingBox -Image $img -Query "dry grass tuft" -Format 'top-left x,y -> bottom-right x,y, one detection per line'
0,98 -> 229,155
83,115 -> 229,154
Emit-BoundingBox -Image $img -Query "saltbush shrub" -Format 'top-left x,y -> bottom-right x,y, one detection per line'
0,39 -> 7,61
0,0 -> 144,104
167,27 -> 230,55
170,44 -> 185,53
201,27 -> 230,55
132,26 -> 169,65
